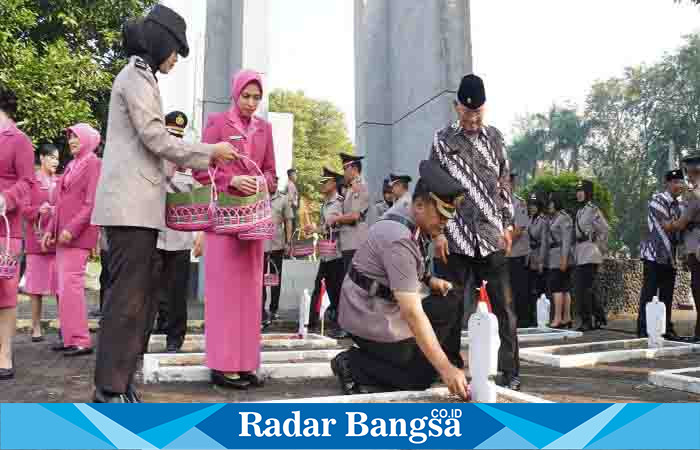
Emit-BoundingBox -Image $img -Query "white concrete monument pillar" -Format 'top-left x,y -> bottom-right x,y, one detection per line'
202,0 -> 270,121
355,0 -> 473,196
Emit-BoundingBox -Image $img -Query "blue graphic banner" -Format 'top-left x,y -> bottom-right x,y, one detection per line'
1,403 -> 700,449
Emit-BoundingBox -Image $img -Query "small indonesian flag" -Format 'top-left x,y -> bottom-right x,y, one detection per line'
316,278 -> 331,318
478,280 -> 493,313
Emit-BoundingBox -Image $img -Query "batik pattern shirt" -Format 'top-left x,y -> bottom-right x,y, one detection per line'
639,191 -> 681,266
429,123 -> 513,257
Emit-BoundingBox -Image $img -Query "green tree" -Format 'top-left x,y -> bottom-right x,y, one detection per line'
0,0 -> 156,150
269,90 -> 354,222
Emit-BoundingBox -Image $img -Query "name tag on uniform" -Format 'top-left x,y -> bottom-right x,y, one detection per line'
172,171 -> 193,185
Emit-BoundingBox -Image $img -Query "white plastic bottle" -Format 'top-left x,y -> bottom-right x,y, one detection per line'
537,294 -> 551,329
468,300 -> 501,402
646,295 -> 666,349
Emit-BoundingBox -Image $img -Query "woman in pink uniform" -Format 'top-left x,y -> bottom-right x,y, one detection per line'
0,84 -> 35,381
43,123 -> 101,357
194,70 -> 276,389
22,144 -> 60,342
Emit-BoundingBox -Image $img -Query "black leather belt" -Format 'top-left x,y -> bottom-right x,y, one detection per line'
577,237 -> 591,243
549,243 -> 560,249
348,267 -> 394,302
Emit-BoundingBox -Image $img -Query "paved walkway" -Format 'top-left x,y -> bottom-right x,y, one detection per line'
4,323 -> 700,403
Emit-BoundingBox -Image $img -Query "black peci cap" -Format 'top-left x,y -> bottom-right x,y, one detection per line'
457,74 -> 486,110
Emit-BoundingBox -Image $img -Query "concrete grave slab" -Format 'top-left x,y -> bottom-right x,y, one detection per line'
263,386 -> 552,404
649,367 -> 700,395
147,333 -> 337,353
520,338 -> 700,368
461,327 -> 582,347
142,349 -> 342,384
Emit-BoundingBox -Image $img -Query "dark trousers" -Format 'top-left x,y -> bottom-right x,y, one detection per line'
342,250 -> 356,276
687,255 -> 700,337
348,335 -> 437,391
99,250 -> 111,313
95,227 -> 158,394
636,261 -> 676,336
529,268 -> 546,301
576,264 -> 605,327
508,256 -> 533,328
146,249 -> 190,348
309,257 -> 345,326
262,250 -> 285,317
433,251 -> 519,375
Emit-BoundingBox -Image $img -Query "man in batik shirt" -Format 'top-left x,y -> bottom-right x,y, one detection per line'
429,74 -> 520,390
636,169 -> 684,338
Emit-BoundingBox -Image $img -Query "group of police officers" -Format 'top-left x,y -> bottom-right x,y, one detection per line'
274,72 -> 700,400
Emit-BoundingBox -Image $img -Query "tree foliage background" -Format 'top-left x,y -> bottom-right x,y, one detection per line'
269,89 -> 354,224
510,33 -> 700,257
0,0 -> 157,163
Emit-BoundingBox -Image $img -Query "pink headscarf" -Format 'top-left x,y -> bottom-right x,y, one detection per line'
63,123 -> 100,187
228,69 -> 263,130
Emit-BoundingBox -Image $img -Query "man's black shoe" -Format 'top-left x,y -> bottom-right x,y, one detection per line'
166,343 -> 180,353
496,373 -> 521,391
330,351 -> 357,395
126,384 -> 142,403
93,390 -> 130,403
64,347 -> 94,357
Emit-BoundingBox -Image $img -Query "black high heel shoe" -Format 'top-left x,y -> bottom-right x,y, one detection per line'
210,370 -> 250,389
0,355 -> 15,381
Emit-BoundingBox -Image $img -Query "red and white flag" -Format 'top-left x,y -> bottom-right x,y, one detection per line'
316,278 -> 331,318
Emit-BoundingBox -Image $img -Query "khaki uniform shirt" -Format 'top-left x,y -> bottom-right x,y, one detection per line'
265,193 -> 293,252
374,200 -> 391,222
320,192 -> 343,262
339,179 -> 370,252
527,215 -> 547,269
682,187 -> 700,256
541,211 -> 574,269
574,202 -> 609,266
508,194 -> 530,258
338,202 -> 426,343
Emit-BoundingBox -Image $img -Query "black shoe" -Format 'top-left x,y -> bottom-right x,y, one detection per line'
330,351 -> 357,395
93,389 -> 130,403
51,343 -> 71,352
577,323 -> 594,332
270,312 -> 280,321
166,343 -> 180,353
261,319 -> 272,331
329,329 -> 350,339
126,384 -> 142,403
0,368 -> 15,381
31,336 -> 44,343
210,370 -> 250,389
240,372 -> 265,387
497,373 -> 521,391
63,346 -> 94,357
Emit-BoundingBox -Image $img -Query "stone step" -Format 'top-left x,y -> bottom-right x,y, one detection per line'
461,327 -> 582,347
521,338 -> 700,368
649,367 -> 700,394
142,360 -> 333,384
147,333 -> 338,353
262,386 -> 552,404
16,319 -> 299,333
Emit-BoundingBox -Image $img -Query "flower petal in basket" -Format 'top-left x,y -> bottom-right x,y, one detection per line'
165,185 -> 215,231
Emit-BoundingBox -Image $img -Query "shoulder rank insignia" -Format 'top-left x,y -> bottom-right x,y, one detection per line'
134,59 -> 150,71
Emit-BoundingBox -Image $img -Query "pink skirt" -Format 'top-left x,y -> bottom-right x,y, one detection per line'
24,253 -> 58,296
204,232 -> 264,372
0,238 -> 23,309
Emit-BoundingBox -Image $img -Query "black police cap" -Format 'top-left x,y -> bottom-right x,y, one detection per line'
164,110 -> 187,137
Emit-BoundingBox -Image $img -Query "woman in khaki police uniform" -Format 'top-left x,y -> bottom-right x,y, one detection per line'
540,192 -> 574,329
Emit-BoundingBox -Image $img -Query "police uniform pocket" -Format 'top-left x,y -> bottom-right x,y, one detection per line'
138,168 -> 163,185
